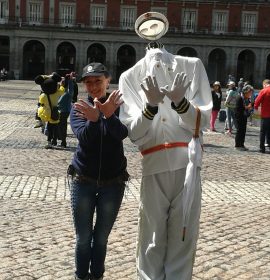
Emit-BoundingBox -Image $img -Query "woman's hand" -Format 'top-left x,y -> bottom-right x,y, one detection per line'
95,90 -> 124,118
74,99 -> 100,122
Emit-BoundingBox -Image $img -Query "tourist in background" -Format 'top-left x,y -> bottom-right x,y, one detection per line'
210,81 -> 222,132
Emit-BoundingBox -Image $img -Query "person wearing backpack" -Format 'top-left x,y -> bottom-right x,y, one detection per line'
35,72 -> 64,149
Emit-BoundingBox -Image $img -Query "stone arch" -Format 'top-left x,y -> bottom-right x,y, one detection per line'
266,53 -> 270,79
23,40 -> 45,79
237,50 -> 255,85
208,48 -> 227,85
0,36 -> 10,72
87,43 -> 106,65
56,41 -> 76,76
116,44 -> 136,82
177,47 -> 197,57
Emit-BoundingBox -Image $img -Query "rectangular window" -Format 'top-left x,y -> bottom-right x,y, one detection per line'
60,3 -> 75,26
0,1 -> 8,23
121,6 -> 136,30
183,10 -> 196,33
91,5 -> 106,28
242,13 -> 257,35
213,11 -> 227,34
29,2 -> 42,24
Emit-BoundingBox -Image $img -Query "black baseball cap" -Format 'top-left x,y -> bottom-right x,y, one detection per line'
80,63 -> 109,81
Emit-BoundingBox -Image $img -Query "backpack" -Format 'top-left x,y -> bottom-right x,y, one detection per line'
218,109 -> 226,122
47,94 -> 60,121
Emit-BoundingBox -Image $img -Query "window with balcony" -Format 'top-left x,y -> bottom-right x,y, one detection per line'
213,11 -> 228,34
182,10 -> 197,33
120,6 -> 136,30
242,12 -> 257,35
91,5 -> 106,28
28,1 -> 42,25
0,1 -> 8,23
151,7 -> 167,16
60,3 -> 75,26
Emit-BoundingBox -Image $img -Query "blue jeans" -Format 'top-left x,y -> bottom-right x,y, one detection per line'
70,178 -> 125,279
225,107 -> 236,131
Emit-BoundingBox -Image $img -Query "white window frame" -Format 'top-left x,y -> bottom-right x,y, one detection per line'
182,9 -> 197,33
0,0 -> 8,24
242,12 -> 257,35
120,6 -> 136,30
27,1 -> 43,25
212,10 -> 228,34
91,4 -> 106,29
59,2 -> 76,27
150,7 -> 167,17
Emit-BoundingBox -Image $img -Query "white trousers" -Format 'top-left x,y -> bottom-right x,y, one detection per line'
137,168 -> 201,280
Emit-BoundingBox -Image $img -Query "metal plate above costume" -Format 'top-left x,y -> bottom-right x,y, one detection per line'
135,12 -> 169,41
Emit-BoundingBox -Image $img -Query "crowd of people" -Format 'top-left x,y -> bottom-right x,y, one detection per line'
210,75 -> 270,153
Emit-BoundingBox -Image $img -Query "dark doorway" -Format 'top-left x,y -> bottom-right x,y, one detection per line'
208,48 -> 226,85
116,45 -> 136,82
23,40 -> 45,79
56,42 -> 76,76
87,43 -> 106,64
0,36 -> 9,72
237,50 -> 255,85
177,47 -> 197,57
266,54 -> 270,79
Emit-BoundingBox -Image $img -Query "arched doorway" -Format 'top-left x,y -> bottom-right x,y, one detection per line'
0,36 -> 9,71
266,54 -> 270,79
208,48 -> 226,85
87,43 -> 106,64
237,50 -> 255,85
23,40 -> 45,79
56,42 -> 76,76
116,45 -> 136,82
177,47 -> 197,57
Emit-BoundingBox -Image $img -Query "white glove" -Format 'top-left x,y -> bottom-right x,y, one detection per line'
140,76 -> 165,106
161,72 -> 191,106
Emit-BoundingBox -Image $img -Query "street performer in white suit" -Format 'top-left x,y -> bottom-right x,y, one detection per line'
119,12 -> 212,280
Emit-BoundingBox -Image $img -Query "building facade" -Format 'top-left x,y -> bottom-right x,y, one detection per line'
1,0 -> 270,86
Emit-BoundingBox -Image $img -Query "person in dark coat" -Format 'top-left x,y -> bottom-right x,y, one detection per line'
234,85 -> 253,151
210,81 -> 222,131
68,62 -> 129,280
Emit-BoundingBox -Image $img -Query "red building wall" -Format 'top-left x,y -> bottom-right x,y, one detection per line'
197,4 -> 213,30
43,0 -> 49,24
107,0 -> 121,27
77,1 -> 90,25
167,2 -> 182,28
228,4 -> 242,32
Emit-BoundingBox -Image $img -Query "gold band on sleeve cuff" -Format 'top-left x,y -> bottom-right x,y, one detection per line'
171,98 -> 190,114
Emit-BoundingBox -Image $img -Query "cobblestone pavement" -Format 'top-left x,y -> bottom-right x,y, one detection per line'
0,81 -> 269,280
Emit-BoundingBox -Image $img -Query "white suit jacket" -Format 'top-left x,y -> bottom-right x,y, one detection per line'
119,48 -> 212,176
